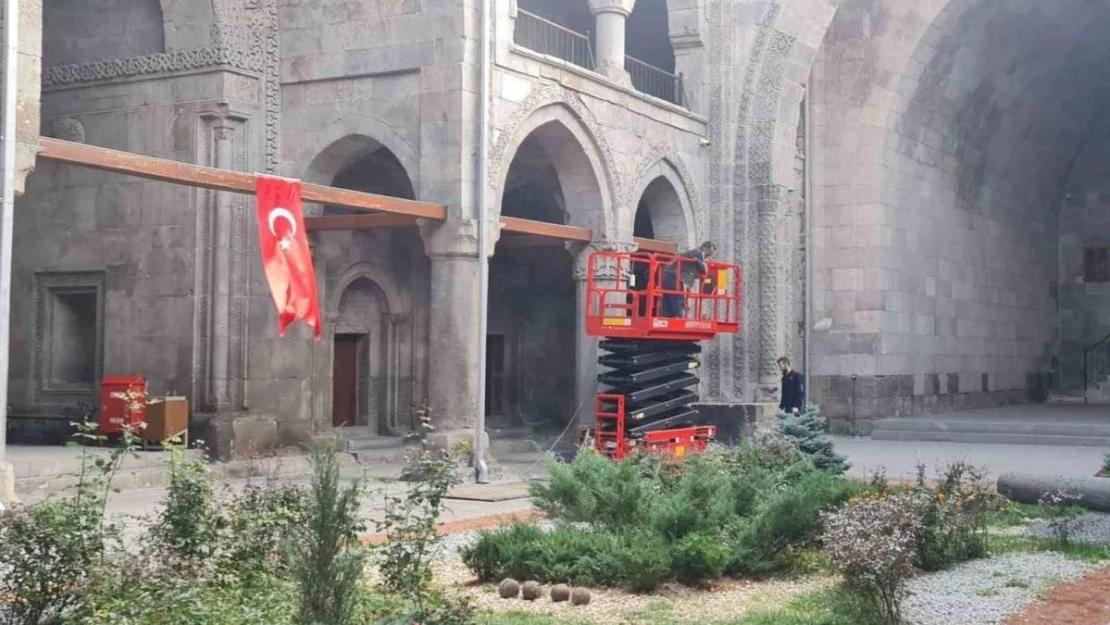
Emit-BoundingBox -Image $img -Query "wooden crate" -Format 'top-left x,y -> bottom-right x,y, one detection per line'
144,396 -> 189,446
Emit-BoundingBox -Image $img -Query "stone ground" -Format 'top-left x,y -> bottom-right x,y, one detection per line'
1004,567 -> 1110,625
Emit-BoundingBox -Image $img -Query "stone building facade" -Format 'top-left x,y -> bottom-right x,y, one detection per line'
7,0 -> 1108,454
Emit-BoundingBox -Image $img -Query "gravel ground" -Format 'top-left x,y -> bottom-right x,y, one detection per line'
903,553 -> 1097,625
1026,513 -> 1110,544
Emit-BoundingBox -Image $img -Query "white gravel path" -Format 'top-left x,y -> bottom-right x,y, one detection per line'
1026,512 -> 1110,544
903,553 -> 1097,625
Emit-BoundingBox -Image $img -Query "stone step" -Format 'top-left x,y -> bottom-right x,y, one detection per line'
872,418 -> 1110,438
871,429 -> 1110,447
1047,393 -> 1087,405
487,425 -> 536,440
344,436 -> 405,452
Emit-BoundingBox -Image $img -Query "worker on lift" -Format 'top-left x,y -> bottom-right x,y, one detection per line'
660,241 -> 716,318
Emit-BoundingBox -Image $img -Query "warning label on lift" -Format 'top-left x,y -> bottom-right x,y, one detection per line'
651,319 -> 713,331
602,318 -> 632,327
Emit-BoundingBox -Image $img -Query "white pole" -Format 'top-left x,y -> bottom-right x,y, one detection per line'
0,0 -> 20,463
473,0 -> 492,484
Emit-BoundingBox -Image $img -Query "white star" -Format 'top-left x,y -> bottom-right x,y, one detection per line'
279,236 -> 293,251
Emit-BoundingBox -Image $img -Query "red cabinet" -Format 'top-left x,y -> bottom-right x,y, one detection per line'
99,376 -> 147,435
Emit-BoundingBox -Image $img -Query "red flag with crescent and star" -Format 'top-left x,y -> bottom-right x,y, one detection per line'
255,176 -> 322,339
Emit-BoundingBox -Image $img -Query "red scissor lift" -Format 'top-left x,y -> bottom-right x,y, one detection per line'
583,251 -> 742,460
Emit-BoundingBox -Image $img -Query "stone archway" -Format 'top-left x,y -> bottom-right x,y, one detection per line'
489,105 -> 618,431
631,158 -> 696,249
303,134 -> 425,436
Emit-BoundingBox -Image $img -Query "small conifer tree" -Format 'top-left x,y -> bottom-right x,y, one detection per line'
777,406 -> 850,475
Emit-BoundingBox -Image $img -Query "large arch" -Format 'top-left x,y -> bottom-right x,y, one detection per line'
491,101 -> 616,239
295,121 -> 420,194
808,0 -> 1110,426
300,134 -> 418,217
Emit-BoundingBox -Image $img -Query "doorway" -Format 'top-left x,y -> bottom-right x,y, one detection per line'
332,334 -> 363,428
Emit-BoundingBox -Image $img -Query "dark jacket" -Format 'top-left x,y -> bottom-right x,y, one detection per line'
680,248 -> 709,287
780,370 -> 805,413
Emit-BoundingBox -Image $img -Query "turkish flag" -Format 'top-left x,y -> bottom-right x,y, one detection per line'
256,176 -> 322,339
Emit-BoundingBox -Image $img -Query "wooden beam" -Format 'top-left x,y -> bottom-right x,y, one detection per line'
305,214 -> 419,231
635,237 -> 677,254
499,216 -> 591,242
37,137 -> 678,254
37,137 -> 447,220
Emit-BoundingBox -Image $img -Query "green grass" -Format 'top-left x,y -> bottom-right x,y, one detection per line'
988,533 -> 1110,562
988,503 -> 1086,528
727,587 -> 884,625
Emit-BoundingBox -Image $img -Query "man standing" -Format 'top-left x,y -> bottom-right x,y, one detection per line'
660,241 -> 716,318
778,356 -> 804,414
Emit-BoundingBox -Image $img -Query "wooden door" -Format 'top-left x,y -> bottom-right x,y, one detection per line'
485,334 -> 506,416
333,335 -> 360,428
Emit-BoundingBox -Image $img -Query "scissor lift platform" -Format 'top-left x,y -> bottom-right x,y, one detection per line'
583,251 -> 742,460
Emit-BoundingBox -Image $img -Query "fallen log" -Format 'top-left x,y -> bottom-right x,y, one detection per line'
997,472 -> 1110,513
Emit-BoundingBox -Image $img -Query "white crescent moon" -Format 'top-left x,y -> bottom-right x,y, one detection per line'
267,207 -> 298,237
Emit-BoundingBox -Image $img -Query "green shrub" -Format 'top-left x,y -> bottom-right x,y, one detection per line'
71,572 -> 297,625
729,471 -> 863,574
291,443 -> 367,625
0,422 -> 137,625
529,451 -> 651,529
222,482 -> 310,577
912,461 -> 998,571
778,407 -> 849,475
670,532 -> 730,586
152,445 -> 220,562
461,524 -> 671,591
1102,453 -> 1110,473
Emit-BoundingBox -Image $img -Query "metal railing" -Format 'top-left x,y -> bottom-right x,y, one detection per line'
514,10 -> 595,71
625,56 -> 685,106
1084,331 -> 1110,399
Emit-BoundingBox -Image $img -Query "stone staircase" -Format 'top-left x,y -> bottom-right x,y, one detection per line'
869,405 -> 1110,447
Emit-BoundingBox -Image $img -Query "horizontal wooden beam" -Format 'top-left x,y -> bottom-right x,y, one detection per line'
305,214 -> 419,231
38,137 -> 447,220
636,237 -> 677,254
38,137 -> 678,254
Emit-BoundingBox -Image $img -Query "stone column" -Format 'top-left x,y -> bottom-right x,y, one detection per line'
588,0 -> 636,85
570,240 -> 635,426
757,194 -> 783,404
208,119 -> 235,410
419,218 -> 497,447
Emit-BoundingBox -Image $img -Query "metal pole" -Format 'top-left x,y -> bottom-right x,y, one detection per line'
803,75 -> 814,408
473,0 -> 492,484
0,0 -> 19,462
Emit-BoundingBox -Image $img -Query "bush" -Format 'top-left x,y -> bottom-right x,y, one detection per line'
152,445 -> 220,562
0,423 -> 136,625
70,572 -> 297,625
222,482 -> 310,577
778,406 -> 849,475
670,532 -> 730,586
822,493 -> 922,625
529,451 -> 650,530
1102,453 -> 1110,473
291,443 -> 367,625
461,524 -> 671,592
728,470 -> 864,574
912,461 -> 998,571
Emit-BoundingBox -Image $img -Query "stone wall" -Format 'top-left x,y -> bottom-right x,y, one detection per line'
807,0 -> 1110,429
1058,115 -> 1110,392
9,70 -> 253,426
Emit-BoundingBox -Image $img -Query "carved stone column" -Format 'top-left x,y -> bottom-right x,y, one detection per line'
569,239 -> 635,425
587,0 -> 636,85
757,190 -> 784,404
